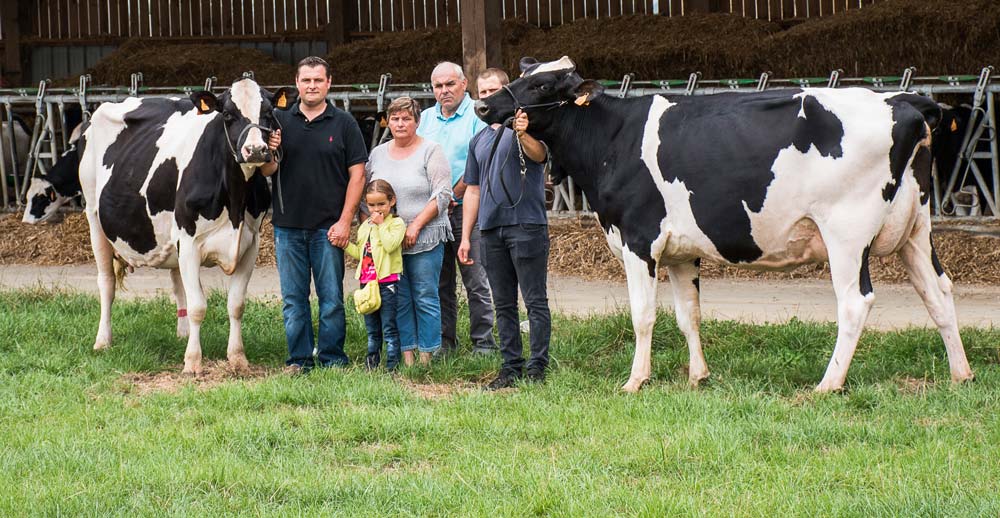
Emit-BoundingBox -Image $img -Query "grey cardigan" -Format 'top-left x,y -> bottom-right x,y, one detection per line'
365,138 -> 453,255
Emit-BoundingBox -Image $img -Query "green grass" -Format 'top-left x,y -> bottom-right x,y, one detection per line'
1,288 -> 999,516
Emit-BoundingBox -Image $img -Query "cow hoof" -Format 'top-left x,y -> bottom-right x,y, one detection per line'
952,372 -> 975,384
688,372 -> 710,388
621,378 -> 647,393
181,366 -> 202,377
228,357 -> 250,375
813,382 -> 844,394
93,340 -> 111,351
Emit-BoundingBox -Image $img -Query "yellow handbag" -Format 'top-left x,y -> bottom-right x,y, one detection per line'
353,239 -> 382,315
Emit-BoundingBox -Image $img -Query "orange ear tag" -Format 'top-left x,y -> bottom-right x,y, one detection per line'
951,119 -> 959,132
276,93 -> 287,108
574,94 -> 589,106
199,99 -> 210,112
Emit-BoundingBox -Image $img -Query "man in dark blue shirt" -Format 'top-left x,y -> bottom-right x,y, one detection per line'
262,56 -> 368,372
458,68 -> 551,390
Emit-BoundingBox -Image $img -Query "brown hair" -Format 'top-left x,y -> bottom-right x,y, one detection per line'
478,68 -> 510,86
296,56 -> 331,79
365,179 -> 397,212
386,96 -> 422,124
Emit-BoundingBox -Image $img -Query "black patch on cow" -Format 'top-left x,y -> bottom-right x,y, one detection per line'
174,116 -> 270,236
99,101 -> 190,253
883,98 -> 929,203
43,146 -> 82,196
911,145 -> 933,205
655,90 -> 844,264
859,245 -> 873,296
930,236 -> 945,277
147,158 -> 179,215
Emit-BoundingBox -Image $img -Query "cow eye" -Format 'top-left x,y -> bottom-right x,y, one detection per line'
538,84 -> 551,92
223,112 -> 234,122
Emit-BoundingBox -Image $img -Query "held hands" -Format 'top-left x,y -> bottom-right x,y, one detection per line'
457,238 -> 474,266
327,220 -> 350,248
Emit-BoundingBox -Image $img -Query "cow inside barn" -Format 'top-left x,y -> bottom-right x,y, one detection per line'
1,117 -> 31,187
476,56 -> 974,392
22,124 -> 85,223
78,77 -> 296,374
932,103 -> 997,216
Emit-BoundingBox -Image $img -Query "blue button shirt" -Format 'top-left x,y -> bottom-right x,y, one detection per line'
417,94 -> 488,202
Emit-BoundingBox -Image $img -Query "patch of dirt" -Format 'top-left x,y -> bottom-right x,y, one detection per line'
4,211 -> 1000,285
398,378 -> 476,399
118,360 -> 274,396
895,376 -> 935,395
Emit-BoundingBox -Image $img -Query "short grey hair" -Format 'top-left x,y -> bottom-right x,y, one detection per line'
431,61 -> 466,82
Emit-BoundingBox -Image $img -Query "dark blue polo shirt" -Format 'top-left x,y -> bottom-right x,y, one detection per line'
464,125 -> 547,231
271,101 -> 368,230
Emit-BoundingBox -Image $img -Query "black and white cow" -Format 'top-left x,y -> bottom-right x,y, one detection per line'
78,77 -> 295,374
22,124 -> 84,223
476,56 -> 974,393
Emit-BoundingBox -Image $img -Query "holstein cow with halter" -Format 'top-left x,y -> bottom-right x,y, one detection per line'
78,77 -> 296,374
475,56 -> 974,393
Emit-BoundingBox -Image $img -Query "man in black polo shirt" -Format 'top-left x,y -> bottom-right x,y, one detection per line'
262,56 -> 368,372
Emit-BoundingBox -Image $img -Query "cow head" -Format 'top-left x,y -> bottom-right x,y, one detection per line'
191,78 -> 297,179
474,56 -> 604,131
22,140 -> 81,224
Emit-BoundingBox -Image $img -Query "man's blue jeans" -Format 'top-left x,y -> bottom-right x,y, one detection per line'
364,281 -> 401,370
398,243 -> 445,354
274,226 -> 348,368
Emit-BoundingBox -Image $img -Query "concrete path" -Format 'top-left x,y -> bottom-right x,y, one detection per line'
2,264 -> 999,330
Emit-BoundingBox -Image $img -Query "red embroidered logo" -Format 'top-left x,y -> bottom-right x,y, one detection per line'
329,136 -> 333,142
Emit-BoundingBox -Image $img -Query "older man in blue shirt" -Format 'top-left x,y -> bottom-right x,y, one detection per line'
417,61 -> 496,356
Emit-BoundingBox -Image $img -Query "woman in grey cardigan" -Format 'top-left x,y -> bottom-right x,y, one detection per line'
366,97 -> 453,366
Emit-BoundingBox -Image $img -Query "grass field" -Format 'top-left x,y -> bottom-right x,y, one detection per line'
2,288 -> 999,516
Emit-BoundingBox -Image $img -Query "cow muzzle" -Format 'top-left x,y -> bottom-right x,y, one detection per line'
474,100 -> 491,118
242,144 -> 270,164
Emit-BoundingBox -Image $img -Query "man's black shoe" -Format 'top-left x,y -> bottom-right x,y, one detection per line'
486,371 -> 521,391
365,353 -> 380,371
525,368 -> 546,384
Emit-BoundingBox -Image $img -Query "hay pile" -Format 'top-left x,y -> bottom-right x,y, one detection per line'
77,40 -> 296,87
5,212 -> 999,285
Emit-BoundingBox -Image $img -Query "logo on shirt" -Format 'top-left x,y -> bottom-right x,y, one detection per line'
329,135 -> 334,143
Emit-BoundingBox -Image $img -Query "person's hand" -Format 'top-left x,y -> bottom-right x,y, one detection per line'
448,199 -> 457,214
457,238 -> 474,265
327,220 -> 350,248
514,109 -> 529,137
267,129 -> 281,151
370,211 -> 385,225
403,222 -> 421,249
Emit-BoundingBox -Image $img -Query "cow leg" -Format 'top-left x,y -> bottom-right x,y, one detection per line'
177,243 -> 206,376
666,260 -> 709,387
816,241 -> 876,392
224,236 -> 258,374
170,268 -> 189,339
622,248 -> 658,393
87,211 -> 116,350
897,223 -> 973,384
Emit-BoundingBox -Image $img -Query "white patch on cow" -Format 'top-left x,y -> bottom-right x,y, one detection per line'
747,88 -> 906,268
80,97 -> 144,228
230,79 -> 266,158
604,223 -> 624,260
21,178 -> 71,224
524,56 -> 576,77
638,95 -> 724,264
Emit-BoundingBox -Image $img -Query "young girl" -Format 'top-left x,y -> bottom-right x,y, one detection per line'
345,180 -> 406,370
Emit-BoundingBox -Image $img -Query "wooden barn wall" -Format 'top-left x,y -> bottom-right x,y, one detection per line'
16,0 -> 883,40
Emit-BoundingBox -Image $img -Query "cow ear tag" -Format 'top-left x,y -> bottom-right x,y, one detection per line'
379,116 -> 387,128
199,99 -> 211,113
276,92 -> 288,109
574,94 -> 590,106
951,119 -> 959,132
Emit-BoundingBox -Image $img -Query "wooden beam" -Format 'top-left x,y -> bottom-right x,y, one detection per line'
326,0 -> 353,48
1,0 -> 23,87
460,0 -> 501,98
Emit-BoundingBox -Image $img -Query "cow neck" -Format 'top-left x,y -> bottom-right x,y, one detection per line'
538,95 -> 636,203
205,116 -> 253,227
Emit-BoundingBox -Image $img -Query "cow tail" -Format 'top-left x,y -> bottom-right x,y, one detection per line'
112,255 -> 130,291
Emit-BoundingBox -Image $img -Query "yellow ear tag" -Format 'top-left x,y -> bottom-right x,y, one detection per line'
950,119 -> 959,132
574,94 -> 590,106
276,92 -> 287,108
199,99 -> 210,112
379,117 -> 387,128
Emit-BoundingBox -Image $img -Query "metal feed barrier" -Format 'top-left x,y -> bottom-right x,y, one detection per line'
1,67 -> 996,220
